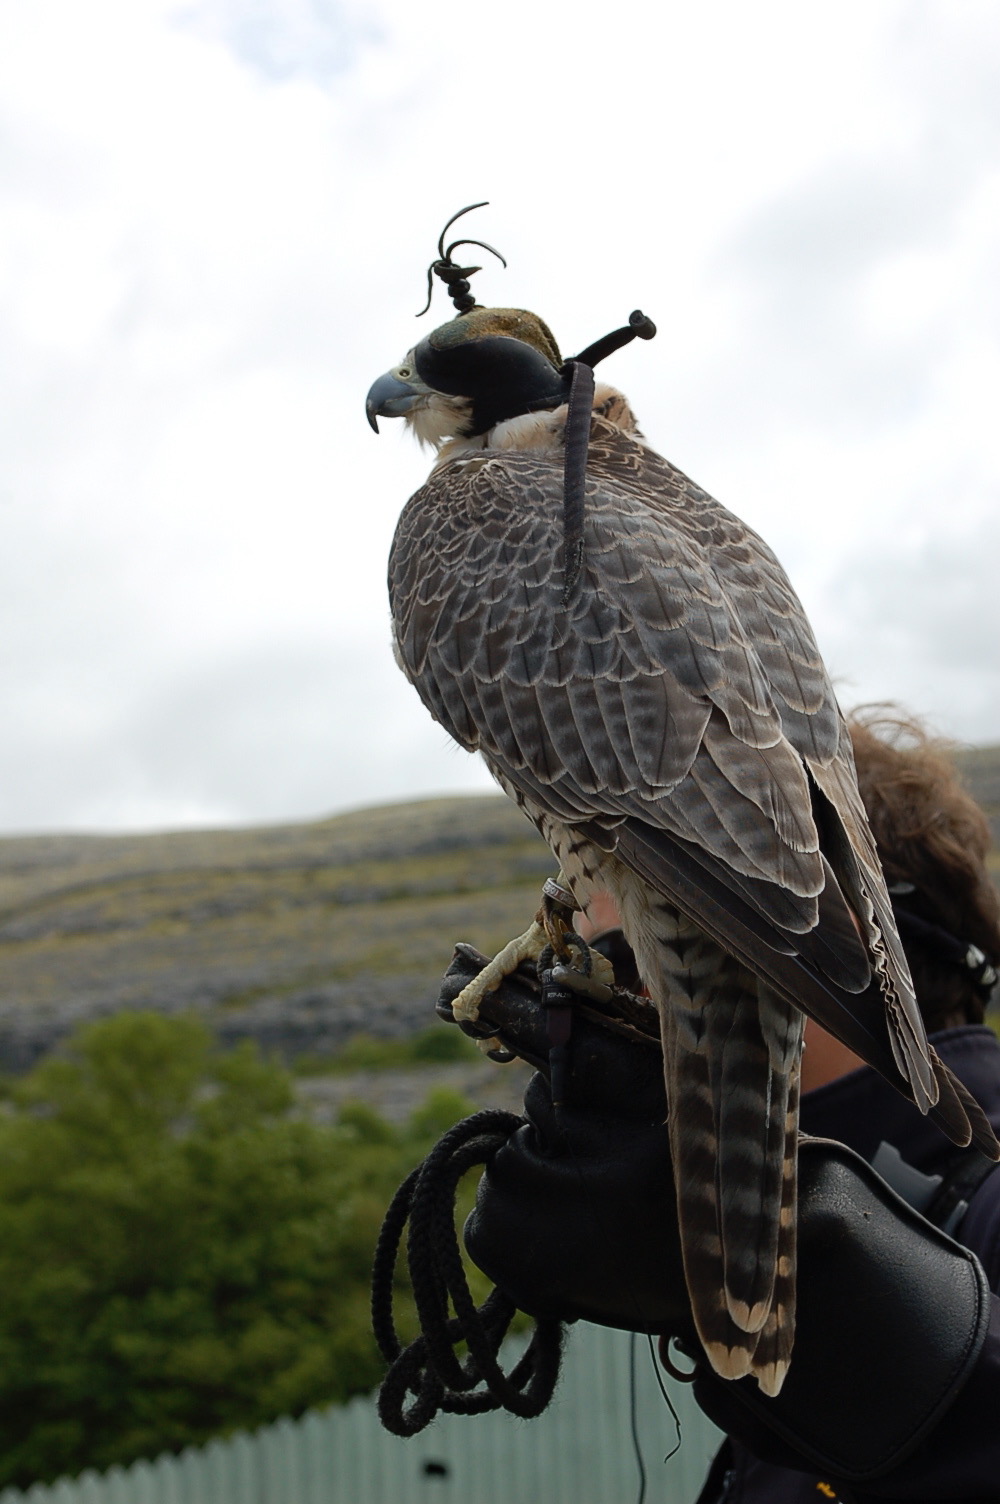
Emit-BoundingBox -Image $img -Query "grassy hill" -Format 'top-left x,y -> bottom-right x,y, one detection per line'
0,796 -> 553,1071
0,745 -> 997,1073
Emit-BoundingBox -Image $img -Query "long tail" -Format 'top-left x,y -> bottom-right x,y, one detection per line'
743,1009 -> 801,1396
638,899 -> 803,1396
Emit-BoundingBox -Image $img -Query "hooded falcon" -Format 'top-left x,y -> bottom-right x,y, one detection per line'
366,207 -> 999,1396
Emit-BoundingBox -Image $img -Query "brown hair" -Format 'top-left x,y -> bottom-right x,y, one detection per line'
848,709 -> 1000,1031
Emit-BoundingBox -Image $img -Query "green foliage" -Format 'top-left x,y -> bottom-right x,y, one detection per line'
293,1023 -> 479,1075
409,1026 -> 478,1063
0,1013 -> 477,1490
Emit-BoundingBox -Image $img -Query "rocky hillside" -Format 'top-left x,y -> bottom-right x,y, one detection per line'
954,745 -> 1000,844
0,797 -> 552,1072
0,745 -> 997,1075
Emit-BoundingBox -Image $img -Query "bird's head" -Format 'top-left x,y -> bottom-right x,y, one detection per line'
368,203 -> 656,602
366,305 -> 570,448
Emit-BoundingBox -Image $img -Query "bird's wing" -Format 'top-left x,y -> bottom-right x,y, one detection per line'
389,419 -> 945,1121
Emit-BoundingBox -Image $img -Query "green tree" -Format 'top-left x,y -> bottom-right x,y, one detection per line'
0,1013 -> 473,1489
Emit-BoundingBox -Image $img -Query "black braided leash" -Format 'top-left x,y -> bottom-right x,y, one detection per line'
371,1109 -> 565,1437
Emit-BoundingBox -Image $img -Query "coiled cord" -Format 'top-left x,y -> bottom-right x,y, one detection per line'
371,1109 -> 565,1437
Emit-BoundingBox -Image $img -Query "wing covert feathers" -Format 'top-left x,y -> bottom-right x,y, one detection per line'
807,753 -> 937,1112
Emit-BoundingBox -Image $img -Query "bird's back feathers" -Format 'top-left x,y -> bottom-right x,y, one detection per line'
391,407 -> 926,1065
388,392 -> 1000,1392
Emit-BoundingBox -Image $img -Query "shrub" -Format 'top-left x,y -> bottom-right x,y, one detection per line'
0,1013 -> 474,1488
293,1023 -> 478,1075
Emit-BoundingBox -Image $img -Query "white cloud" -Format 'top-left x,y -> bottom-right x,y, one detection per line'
0,0 -> 998,831
819,506 -> 1000,743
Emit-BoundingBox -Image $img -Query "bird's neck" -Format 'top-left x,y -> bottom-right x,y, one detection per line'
432,383 -> 641,470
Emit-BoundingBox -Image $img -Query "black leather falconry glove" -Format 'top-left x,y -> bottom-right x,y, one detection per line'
437,947 -> 993,1491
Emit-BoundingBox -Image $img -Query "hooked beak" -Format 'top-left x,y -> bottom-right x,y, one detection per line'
366,372 -> 423,433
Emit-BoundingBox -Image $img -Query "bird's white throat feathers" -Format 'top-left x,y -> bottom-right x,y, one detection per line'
425,383 -> 641,471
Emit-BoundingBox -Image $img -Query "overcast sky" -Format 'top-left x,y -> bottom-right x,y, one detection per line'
2,0 -> 998,834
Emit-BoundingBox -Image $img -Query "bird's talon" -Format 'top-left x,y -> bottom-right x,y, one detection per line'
551,961 -> 615,1005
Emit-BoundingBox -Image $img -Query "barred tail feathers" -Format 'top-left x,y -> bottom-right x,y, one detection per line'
629,894 -> 801,1394
658,986 -> 756,1384
740,1050 -> 800,1397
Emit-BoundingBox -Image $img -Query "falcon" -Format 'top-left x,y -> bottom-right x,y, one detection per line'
366,207 -> 999,1395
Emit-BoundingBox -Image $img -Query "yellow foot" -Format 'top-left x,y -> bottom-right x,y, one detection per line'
450,920 -> 549,1023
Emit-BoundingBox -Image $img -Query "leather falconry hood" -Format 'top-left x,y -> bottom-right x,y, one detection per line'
366,203 -> 656,605
411,306 -> 568,437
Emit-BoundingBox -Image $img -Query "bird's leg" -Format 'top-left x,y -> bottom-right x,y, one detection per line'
539,877 -> 616,993
450,873 -> 600,1023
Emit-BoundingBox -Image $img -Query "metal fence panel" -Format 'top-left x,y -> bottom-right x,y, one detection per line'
0,1325 -> 723,1504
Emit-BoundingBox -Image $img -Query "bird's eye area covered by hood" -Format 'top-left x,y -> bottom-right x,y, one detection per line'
367,306 -> 571,439
412,332 -> 570,435
408,306 -> 567,436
